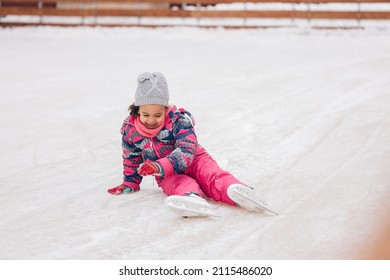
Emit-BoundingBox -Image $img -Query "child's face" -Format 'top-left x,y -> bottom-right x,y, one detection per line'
139,104 -> 167,129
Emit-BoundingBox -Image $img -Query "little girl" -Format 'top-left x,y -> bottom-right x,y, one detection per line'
108,72 -> 274,217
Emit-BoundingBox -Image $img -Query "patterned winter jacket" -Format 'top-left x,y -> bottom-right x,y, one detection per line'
121,105 -> 199,191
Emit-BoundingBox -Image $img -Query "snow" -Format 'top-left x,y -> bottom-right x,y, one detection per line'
0,26 -> 390,261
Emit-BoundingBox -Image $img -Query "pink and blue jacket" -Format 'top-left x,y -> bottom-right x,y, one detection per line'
120,106 -> 199,191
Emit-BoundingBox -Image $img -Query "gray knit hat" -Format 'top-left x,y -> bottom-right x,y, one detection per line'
134,72 -> 169,106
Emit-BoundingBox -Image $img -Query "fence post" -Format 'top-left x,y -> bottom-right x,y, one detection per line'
79,1 -> 83,25
357,0 -> 362,28
94,1 -> 97,26
182,1 -> 186,25
307,1 -> 312,28
243,1 -> 247,27
38,1 -> 43,24
196,1 -> 200,27
137,2 -> 141,26
291,3 -> 295,26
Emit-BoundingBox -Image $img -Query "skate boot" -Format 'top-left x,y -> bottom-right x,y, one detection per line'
165,193 -> 219,218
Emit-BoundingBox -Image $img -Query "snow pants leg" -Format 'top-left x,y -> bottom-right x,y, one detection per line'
158,174 -> 202,197
158,148 -> 244,206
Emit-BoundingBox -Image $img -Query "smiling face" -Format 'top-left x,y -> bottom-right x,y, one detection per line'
139,104 -> 167,129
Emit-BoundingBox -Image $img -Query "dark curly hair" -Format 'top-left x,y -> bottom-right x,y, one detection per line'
128,103 -> 169,118
128,103 -> 139,118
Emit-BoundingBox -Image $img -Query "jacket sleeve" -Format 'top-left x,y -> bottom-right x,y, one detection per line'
121,129 -> 143,191
157,114 -> 198,177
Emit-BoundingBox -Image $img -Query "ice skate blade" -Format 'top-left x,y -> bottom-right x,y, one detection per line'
167,202 -> 221,218
228,186 -> 278,215
165,196 -> 220,218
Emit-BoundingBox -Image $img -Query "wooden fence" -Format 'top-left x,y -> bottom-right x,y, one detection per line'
1,0 -> 390,28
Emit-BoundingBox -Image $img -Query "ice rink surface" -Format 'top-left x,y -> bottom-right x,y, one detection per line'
0,26 -> 389,260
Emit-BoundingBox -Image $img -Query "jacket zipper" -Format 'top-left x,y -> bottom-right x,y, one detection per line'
150,138 -> 162,159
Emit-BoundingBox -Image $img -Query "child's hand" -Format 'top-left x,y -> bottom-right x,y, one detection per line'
138,162 -> 163,176
107,184 -> 134,195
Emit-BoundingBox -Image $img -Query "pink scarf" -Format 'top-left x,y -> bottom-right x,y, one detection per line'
134,117 -> 165,138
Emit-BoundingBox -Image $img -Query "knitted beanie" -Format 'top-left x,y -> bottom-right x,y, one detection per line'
134,72 -> 169,106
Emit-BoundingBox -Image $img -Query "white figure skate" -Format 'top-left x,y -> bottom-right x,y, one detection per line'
165,194 -> 219,218
227,184 -> 278,215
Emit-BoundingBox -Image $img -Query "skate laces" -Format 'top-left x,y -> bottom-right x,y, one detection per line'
183,192 -> 209,205
183,192 -> 202,198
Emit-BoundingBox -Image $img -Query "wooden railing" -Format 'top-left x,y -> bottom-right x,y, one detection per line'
1,0 -> 390,28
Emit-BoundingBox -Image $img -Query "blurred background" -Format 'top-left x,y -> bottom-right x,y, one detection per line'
1,0 -> 390,29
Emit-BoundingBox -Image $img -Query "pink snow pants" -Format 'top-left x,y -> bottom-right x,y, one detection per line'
157,148 -> 243,206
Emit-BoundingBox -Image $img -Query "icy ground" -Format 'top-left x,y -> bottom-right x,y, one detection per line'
0,26 -> 389,260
